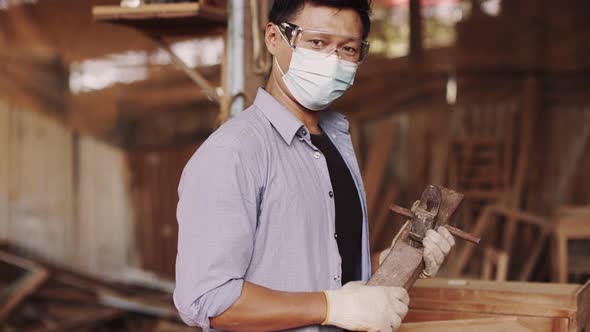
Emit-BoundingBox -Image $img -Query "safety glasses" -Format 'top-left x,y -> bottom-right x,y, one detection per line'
276,22 -> 370,64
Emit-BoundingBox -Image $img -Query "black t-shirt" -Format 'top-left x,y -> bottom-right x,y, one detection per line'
311,130 -> 363,284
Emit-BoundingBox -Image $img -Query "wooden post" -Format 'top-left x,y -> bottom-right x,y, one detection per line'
502,76 -> 538,255
362,121 -> 397,222
409,0 -> 422,59
242,0 -> 268,101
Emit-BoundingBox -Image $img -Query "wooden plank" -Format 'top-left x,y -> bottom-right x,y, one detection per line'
399,316 -> 535,332
92,2 -> 227,37
405,309 -> 564,332
0,101 -> 10,243
576,281 -> 590,332
93,2 -> 225,20
410,279 -> 582,319
408,279 -> 590,331
368,240 -> 424,289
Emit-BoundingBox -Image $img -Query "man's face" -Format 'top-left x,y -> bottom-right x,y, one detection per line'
266,3 -> 364,104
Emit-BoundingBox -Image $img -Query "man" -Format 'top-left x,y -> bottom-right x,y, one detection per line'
174,1 -> 455,331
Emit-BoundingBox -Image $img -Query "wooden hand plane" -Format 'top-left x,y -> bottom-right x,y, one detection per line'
368,185 -> 479,290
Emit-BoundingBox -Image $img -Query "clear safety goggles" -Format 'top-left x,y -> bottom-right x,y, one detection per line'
276,22 -> 370,64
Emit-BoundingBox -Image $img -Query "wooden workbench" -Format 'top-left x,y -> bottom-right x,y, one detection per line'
402,278 -> 589,332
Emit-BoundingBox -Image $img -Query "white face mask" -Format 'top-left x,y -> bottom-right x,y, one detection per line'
275,46 -> 358,111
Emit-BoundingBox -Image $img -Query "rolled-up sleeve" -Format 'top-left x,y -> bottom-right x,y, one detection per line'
174,144 -> 258,328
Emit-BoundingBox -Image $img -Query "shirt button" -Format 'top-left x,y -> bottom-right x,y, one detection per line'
334,275 -> 341,282
334,233 -> 338,239
329,191 -> 334,198
301,128 -> 307,136
313,151 -> 321,159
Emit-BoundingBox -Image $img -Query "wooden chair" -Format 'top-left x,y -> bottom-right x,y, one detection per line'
448,103 -> 517,203
450,204 -> 551,281
552,205 -> 590,283
447,103 -> 520,237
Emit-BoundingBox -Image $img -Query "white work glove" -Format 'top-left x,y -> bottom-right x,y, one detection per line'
421,226 -> 455,278
377,226 -> 456,278
322,281 -> 409,332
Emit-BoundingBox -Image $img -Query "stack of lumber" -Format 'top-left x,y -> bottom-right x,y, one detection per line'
0,247 -> 191,332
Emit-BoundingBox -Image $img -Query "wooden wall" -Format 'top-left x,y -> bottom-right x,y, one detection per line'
76,136 -> 135,276
0,100 -> 134,277
0,100 -> 75,264
128,143 -> 201,279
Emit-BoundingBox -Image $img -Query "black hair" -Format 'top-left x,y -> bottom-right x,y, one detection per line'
268,0 -> 372,40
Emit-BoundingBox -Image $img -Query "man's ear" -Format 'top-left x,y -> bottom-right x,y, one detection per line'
265,22 -> 280,56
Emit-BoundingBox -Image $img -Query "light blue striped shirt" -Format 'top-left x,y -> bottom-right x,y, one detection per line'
174,88 -> 371,332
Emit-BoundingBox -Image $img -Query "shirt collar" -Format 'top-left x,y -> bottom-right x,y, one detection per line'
254,88 -> 350,144
255,88 -> 303,145
320,109 -> 350,133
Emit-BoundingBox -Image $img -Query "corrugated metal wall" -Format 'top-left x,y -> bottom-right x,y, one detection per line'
0,100 -> 134,277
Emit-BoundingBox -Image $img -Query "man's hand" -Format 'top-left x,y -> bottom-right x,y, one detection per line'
375,226 -> 456,278
323,281 -> 409,332
421,226 -> 455,277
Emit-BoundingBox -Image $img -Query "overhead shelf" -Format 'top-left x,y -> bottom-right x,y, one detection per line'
92,2 -> 227,37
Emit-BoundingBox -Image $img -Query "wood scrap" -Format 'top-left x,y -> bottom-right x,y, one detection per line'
0,251 -> 50,322
98,290 -> 177,319
0,247 -> 182,331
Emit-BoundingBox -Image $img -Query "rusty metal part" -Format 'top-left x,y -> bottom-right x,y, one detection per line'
389,204 -> 414,218
446,225 -> 481,245
390,202 -> 481,244
407,185 -> 441,248
408,232 -> 425,243
388,186 -> 479,245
